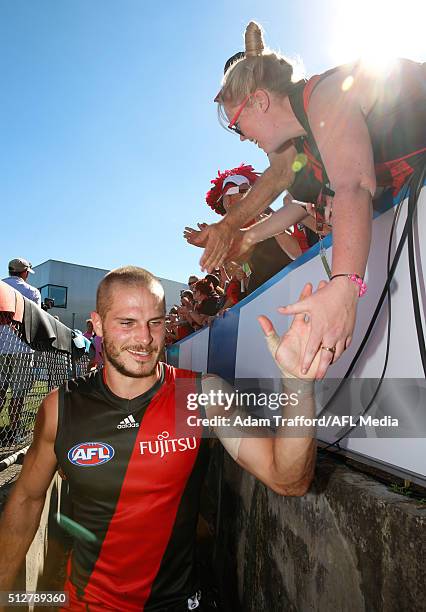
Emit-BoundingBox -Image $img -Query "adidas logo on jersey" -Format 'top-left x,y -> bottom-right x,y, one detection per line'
117,415 -> 139,429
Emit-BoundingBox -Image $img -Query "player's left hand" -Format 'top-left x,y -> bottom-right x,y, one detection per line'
258,282 -> 325,380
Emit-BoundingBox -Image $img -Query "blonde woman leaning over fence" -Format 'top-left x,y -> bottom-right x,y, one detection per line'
191,21 -> 426,379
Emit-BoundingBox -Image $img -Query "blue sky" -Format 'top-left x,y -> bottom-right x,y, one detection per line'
1,0 -> 423,282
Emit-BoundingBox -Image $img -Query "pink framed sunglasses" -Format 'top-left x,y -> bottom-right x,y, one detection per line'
227,94 -> 251,136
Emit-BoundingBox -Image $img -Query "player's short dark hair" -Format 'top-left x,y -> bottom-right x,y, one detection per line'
96,266 -> 165,317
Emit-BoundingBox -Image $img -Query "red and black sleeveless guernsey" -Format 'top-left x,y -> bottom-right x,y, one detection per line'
288,58 -> 426,198
55,363 -> 209,611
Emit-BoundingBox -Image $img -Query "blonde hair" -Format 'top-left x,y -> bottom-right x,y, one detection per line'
217,21 -> 301,114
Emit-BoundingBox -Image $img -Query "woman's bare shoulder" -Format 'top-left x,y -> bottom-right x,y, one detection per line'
309,64 -> 377,116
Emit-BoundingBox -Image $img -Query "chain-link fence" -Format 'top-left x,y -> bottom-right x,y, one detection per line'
0,312 -> 89,460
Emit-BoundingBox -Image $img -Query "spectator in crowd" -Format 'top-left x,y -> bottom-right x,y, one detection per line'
174,317 -> 194,341
164,295 -> 199,345
166,278 -> 234,342
218,261 -> 248,314
204,273 -> 225,296
165,307 -> 186,341
0,258 -> 41,444
180,279 -> 222,328
193,22 -> 426,378
175,292 -> 196,340
180,289 -> 195,304
2,258 -> 41,306
165,309 -> 180,345
164,315 -> 175,346
187,275 -> 199,291
83,319 -> 94,340
185,164 -> 297,294
87,333 -> 103,372
81,318 -> 103,371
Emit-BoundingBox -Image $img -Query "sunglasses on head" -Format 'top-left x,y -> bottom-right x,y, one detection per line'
223,185 -> 249,197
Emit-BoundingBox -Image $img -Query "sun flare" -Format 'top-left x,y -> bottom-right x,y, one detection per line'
330,0 -> 425,68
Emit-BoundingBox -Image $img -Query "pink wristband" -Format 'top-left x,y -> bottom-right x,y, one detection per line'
331,273 -> 367,297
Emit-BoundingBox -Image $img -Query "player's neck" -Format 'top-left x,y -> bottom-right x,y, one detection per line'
103,364 -> 160,399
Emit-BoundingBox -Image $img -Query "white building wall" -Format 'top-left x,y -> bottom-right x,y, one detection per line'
32,260 -> 186,330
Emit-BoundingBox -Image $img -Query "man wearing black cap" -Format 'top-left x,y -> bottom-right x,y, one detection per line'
3,258 -> 41,306
0,258 -> 41,444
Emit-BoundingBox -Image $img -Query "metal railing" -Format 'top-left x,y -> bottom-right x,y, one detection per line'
0,312 -> 89,461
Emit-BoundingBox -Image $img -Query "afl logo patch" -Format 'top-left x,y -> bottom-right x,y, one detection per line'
68,442 -> 115,467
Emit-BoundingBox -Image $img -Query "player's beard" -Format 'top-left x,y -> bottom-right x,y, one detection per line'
102,335 -> 163,379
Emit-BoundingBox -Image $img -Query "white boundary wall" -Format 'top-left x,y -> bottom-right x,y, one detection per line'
170,186 -> 426,482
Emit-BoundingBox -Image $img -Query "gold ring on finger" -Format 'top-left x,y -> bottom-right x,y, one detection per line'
321,345 -> 336,354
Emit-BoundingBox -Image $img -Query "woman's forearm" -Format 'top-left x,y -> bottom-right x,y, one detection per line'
222,146 -> 297,231
331,187 -> 372,276
245,204 -> 308,245
274,232 -> 303,260
300,213 -> 317,233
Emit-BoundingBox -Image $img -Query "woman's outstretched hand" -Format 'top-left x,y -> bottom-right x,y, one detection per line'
184,222 -> 254,266
183,223 -> 208,248
197,221 -> 236,271
277,277 -> 359,379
